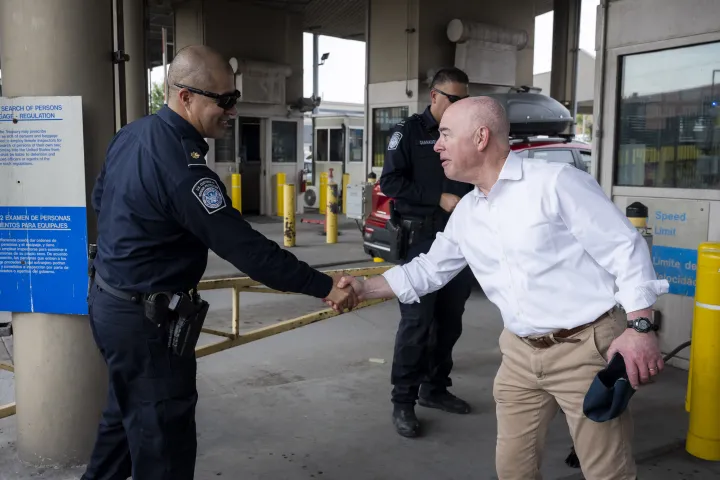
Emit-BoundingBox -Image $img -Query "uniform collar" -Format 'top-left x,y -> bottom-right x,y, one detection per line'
157,105 -> 209,166
471,151 -> 524,198
421,105 -> 439,131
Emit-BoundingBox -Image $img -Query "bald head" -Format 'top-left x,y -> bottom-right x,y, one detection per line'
167,45 -> 233,93
434,96 -> 513,188
165,45 -> 237,139
451,96 -> 511,147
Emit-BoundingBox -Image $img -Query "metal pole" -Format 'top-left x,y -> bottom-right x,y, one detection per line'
162,26 -> 168,103
115,0 -> 128,128
312,33 -> 319,185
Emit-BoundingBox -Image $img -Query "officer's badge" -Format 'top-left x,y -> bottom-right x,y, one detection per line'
192,177 -> 227,214
387,132 -> 402,151
191,151 -> 201,159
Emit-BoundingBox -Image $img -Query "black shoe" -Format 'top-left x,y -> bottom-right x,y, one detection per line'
565,446 -> 580,468
392,404 -> 421,438
418,390 -> 471,414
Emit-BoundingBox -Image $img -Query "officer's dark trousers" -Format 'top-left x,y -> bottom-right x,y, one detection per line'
81,283 -> 198,480
391,238 -> 473,405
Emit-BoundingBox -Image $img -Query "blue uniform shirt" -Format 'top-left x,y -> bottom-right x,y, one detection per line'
91,106 -> 333,298
379,106 -> 473,221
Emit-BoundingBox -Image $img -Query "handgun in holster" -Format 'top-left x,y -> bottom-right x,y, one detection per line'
166,291 -> 209,358
143,289 -> 209,358
385,200 -> 407,264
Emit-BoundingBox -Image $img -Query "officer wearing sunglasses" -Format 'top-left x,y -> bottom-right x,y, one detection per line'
378,67 -> 475,438
81,45 -> 357,480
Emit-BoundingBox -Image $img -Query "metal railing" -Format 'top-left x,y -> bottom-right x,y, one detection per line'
0,265 -> 390,419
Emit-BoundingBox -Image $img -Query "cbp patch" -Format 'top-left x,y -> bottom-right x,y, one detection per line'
192,178 -> 227,214
388,132 -> 402,151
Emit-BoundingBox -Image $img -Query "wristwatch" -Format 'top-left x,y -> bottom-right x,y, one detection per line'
627,317 -> 658,333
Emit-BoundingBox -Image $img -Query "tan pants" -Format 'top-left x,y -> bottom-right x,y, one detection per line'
493,309 -> 636,480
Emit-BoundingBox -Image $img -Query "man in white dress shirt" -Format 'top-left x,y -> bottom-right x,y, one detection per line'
332,96 -> 669,479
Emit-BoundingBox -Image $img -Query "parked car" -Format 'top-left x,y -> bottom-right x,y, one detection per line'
362,91 -> 588,261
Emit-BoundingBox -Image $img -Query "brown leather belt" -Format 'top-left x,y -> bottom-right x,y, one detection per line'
521,310 -> 613,349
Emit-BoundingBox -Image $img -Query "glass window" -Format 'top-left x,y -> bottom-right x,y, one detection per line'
316,129 -> 328,162
330,129 -> 344,162
271,121 -> 297,163
615,41 -> 720,189
532,149 -> 575,164
372,106 -> 409,167
579,150 -> 592,172
349,128 -> 364,162
215,118 -> 236,163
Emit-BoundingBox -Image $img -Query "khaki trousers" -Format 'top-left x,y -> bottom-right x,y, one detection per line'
493,309 -> 636,480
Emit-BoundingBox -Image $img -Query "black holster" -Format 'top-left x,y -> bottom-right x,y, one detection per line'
384,201 -> 407,264
167,292 -> 209,358
144,289 -> 208,358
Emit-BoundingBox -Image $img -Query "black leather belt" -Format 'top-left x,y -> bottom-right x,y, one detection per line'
93,272 -> 146,304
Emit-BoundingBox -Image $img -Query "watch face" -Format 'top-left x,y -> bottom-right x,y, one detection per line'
638,319 -> 650,330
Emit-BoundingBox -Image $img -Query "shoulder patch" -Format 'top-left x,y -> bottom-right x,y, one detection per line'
387,131 -> 403,151
192,177 -> 227,214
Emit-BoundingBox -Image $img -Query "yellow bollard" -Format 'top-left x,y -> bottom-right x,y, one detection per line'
326,182 -> 338,244
686,242 -> 720,460
231,173 -> 242,213
283,183 -> 295,247
686,362 -> 693,413
319,172 -> 328,215
342,173 -> 350,214
276,172 -> 286,217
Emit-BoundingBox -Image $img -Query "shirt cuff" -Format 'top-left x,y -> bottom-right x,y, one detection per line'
615,279 -> 670,313
382,266 -> 421,304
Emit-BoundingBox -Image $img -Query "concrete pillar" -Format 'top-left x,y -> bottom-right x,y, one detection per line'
0,0 -> 114,467
550,0 -> 581,114
123,0 -> 148,122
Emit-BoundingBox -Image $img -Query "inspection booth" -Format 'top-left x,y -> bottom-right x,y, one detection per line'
592,0 -> 720,369
204,58 -> 313,217
302,113 -> 366,211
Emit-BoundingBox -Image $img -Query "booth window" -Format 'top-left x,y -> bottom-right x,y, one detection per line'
215,118 -> 236,163
615,41 -> 720,189
329,129 -> 343,162
271,121 -> 297,163
372,106 -> 409,167
316,129 -> 329,162
315,128 -> 344,162
349,128 -> 363,162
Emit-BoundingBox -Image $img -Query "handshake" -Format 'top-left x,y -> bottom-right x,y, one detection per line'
323,273 -> 365,313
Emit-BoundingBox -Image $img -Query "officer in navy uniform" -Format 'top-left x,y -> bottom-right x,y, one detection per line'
379,67 -> 475,438
81,45 -> 356,480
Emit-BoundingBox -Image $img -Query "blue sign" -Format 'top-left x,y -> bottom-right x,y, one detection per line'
0,207 -> 88,314
1,96 -> 88,315
651,245 -> 697,297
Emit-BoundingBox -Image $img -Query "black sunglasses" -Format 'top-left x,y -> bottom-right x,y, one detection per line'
433,88 -> 469,103
174,83 -> 241,110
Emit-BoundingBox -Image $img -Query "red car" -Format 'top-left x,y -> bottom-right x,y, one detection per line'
362,92 -> 588,261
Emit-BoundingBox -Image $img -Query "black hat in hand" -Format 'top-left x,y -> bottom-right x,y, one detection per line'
583,352 -> 636,422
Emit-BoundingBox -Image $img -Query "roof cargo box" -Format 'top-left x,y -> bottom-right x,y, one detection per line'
486,92 -> 574,136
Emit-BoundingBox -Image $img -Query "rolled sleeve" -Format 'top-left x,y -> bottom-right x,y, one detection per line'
383,266 -> 421,304
615,279 -> 669,313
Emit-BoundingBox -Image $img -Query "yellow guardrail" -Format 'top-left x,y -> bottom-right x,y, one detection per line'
0,265 -> 390,419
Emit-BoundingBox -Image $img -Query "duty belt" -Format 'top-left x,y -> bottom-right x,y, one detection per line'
521,309 -> 614,349
93,272 -> 186,305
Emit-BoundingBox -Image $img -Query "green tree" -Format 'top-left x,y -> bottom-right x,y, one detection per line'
150,82 -> 164,114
